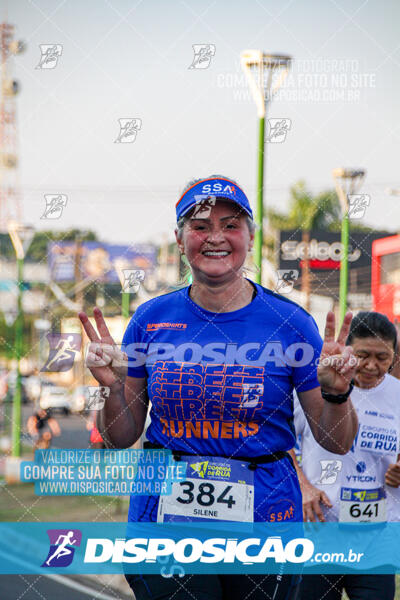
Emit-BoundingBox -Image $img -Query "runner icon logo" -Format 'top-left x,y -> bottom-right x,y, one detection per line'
114,118 -> 142,143
347,194 -> 370,220
36,44 -> 63,69
188,44 -> 216,70
42,529 -> 82,567
86,386 -> 110,410
192,195 -> 216,219
266,119 -> 291,143
241,383 -> 264,408
276,269 -> 299,294
41,194 -> 67,219
317,459 -> 342,484
41,333 -> 81,372
121,269 -> 145,293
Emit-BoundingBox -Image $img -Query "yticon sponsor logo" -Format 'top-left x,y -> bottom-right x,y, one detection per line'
84,536 -> 314,564
85,341 -> 316,368
346,475 -> 377,483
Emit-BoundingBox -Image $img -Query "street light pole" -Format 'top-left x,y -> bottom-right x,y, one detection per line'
241,50 -> 291,284
339,208 -> 350,324
13,255 -> 23,457
7,221 -> 34,458
255,115 -> 265,284
114,259 -> 131,320
332,169 -> 366,324
122,290 -> 130,319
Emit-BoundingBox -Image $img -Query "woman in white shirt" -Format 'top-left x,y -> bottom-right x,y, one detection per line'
293,311 -> 400,600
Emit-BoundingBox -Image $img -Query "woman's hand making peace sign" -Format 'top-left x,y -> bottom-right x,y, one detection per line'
78,307 -> 127,387
317,311 -> 358,394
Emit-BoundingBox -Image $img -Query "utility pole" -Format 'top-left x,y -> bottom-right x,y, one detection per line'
241,50 -> 291,284
7,222 -> 34,458
301,230 -> 311,312
74,233 -> 85,384
0,22 -> 25,230
332,168 -> 366,324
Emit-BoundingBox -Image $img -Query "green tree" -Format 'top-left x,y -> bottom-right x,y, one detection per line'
0,229 -> 97,263
267,180 -> 373,233
266,180 -> 374,311
268,180 -> 341,231
27,229 -> 97,262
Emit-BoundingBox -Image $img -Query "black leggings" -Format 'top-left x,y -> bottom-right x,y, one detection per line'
125,573 -> 301,600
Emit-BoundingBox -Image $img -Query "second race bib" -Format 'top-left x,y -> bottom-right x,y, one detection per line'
339,487 -> 387,523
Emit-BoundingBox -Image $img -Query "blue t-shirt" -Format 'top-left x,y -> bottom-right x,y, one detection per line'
122,282 -> 322,521
122,282 -> 322,455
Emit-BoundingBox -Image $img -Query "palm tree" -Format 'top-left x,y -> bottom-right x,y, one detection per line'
268,181 -> 342,310
267,180 -> 376,309
268,180 -> 341,232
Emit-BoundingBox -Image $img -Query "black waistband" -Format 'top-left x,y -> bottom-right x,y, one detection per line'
143,441 -> 291,467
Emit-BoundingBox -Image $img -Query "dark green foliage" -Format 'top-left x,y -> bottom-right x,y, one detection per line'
267,180 -> 374,233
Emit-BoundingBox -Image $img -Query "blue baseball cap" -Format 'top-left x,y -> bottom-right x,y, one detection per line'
176,177 -> 253,221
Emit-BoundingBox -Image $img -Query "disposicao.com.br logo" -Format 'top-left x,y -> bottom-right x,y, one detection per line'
37,530 -> 366,572
83,536 -> 314,565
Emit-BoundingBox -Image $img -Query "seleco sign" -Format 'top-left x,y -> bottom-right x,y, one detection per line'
279,230 -> 389,272
281,238 -> 361,268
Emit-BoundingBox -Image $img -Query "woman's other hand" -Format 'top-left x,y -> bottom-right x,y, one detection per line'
78,307 -> 127,387
317,311 -> 358,394
302,480 -> 333,522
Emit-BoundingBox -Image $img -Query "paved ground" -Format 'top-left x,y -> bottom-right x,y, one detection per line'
0,574 -> 133,600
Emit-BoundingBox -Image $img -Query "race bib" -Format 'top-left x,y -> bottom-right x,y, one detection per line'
339,487 -> 387,523
157,456 -> 254,523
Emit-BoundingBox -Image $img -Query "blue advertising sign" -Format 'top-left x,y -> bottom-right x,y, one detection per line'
47,242 -> 157,282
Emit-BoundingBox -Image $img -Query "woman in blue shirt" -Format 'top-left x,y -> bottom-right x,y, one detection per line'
79,175 -> 358,600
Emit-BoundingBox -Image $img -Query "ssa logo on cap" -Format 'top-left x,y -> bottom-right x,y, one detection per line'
176,177 -> 253,221
201,182 -> 236,195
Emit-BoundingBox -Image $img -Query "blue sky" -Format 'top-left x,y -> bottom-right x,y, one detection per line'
4,0 -> 400,243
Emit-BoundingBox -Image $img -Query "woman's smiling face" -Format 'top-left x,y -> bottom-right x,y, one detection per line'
176,200 -> 254,284
352,336 -> 395,389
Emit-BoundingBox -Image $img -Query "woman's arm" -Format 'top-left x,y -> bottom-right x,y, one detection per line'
298,386 -> 358,454
97,377 -> 148,449
385,453 -> 400,487
78,308 -> 148,449
297,311 -> 359,454
390,320 -> 400,379
288,449 -> 333,521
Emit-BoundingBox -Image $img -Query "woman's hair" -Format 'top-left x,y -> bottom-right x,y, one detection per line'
346,311 -> 397,351
176,174 -> 255,239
